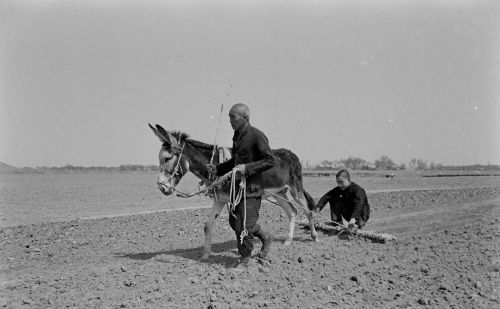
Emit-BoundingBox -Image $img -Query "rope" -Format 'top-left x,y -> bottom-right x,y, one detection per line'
164,163 -> 250,244
227,169 -> 247,244
228,170 -> 243,208
240,179 -> 248,244
158,170 -> 233,198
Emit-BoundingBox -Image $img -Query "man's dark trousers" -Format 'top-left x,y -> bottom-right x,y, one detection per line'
330,200 -> 366,228
229,197 -> 261,258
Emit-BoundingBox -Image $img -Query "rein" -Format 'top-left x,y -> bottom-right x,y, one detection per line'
160,166 -> 249,244
158,170 -> 233,198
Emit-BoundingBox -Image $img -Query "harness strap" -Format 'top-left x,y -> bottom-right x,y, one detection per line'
172,143 -> 185,177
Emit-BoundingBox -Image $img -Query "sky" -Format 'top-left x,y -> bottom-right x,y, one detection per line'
1,0 -> 499,168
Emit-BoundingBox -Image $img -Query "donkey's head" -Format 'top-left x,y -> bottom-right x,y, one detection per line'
149,124 -> 189,196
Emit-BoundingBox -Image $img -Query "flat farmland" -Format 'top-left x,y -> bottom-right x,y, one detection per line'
1,171 -> 499,308
1,171 -> 499,227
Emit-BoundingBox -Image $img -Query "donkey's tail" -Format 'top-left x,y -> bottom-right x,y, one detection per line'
303,189 -> 316,211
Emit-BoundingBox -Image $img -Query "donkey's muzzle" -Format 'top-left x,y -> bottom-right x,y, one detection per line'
157,182 -> 174,196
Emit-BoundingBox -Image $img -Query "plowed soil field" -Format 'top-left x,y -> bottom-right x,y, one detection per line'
1,173 -> 499,308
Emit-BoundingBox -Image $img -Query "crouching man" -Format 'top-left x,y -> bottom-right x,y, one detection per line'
316,169 -> 370,229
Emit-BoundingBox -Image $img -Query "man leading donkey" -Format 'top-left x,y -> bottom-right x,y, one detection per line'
206,103 -> 275,269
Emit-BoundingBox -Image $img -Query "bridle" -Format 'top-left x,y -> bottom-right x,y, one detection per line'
171,143 -> 185,178
157,142 -> 186,190
156,141 -> 235,198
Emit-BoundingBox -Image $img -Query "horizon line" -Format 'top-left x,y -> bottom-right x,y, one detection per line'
3,161 -> 499,169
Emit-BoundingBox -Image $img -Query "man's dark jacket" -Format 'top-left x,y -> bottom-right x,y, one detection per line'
216,124 -> 275,197
317,182 -> 370,223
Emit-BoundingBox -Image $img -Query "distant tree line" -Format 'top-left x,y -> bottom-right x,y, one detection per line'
302,155 -> 500,171
35,164 -> 159,173
32,158 -> 499,173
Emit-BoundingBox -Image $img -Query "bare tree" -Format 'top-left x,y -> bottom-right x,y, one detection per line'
340,157 -> 367,170
318,160 -> 335,169
374,155 -> 396,170
409,158 -> 428,170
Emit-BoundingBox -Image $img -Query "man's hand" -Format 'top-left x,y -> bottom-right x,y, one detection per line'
234,164 -> 246,175
205,164 -> 217,175
347,218 -> 357,229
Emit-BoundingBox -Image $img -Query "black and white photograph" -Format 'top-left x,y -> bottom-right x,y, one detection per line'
1,0 -> 499,308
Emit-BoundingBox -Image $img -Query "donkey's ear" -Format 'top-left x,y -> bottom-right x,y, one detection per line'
155,124 -> 169,137
154,124 -> 179,146
149,123 -> 170,144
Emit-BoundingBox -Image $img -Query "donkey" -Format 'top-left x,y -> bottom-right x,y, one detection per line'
149,124 -> 318,260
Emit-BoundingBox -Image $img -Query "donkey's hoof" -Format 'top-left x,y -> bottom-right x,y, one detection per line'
312,234 -> 319,242
283,239 -> 292,246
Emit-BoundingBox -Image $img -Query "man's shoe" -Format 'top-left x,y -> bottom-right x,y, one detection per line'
234,257 -> 250,270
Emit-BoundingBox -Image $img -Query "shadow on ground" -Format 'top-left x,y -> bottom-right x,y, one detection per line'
114,240 -> 236,267
114,232 -> 324,269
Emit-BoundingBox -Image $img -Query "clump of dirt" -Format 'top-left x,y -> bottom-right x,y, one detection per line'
1,187 -> 499,308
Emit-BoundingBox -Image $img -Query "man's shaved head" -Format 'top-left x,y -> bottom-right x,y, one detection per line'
335,169 -> 351,190
228,103 -> 250,131
229,103 -> 250,119
336,169 -> 350,181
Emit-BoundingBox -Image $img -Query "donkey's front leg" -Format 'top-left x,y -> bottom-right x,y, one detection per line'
202,201 -> 225,260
